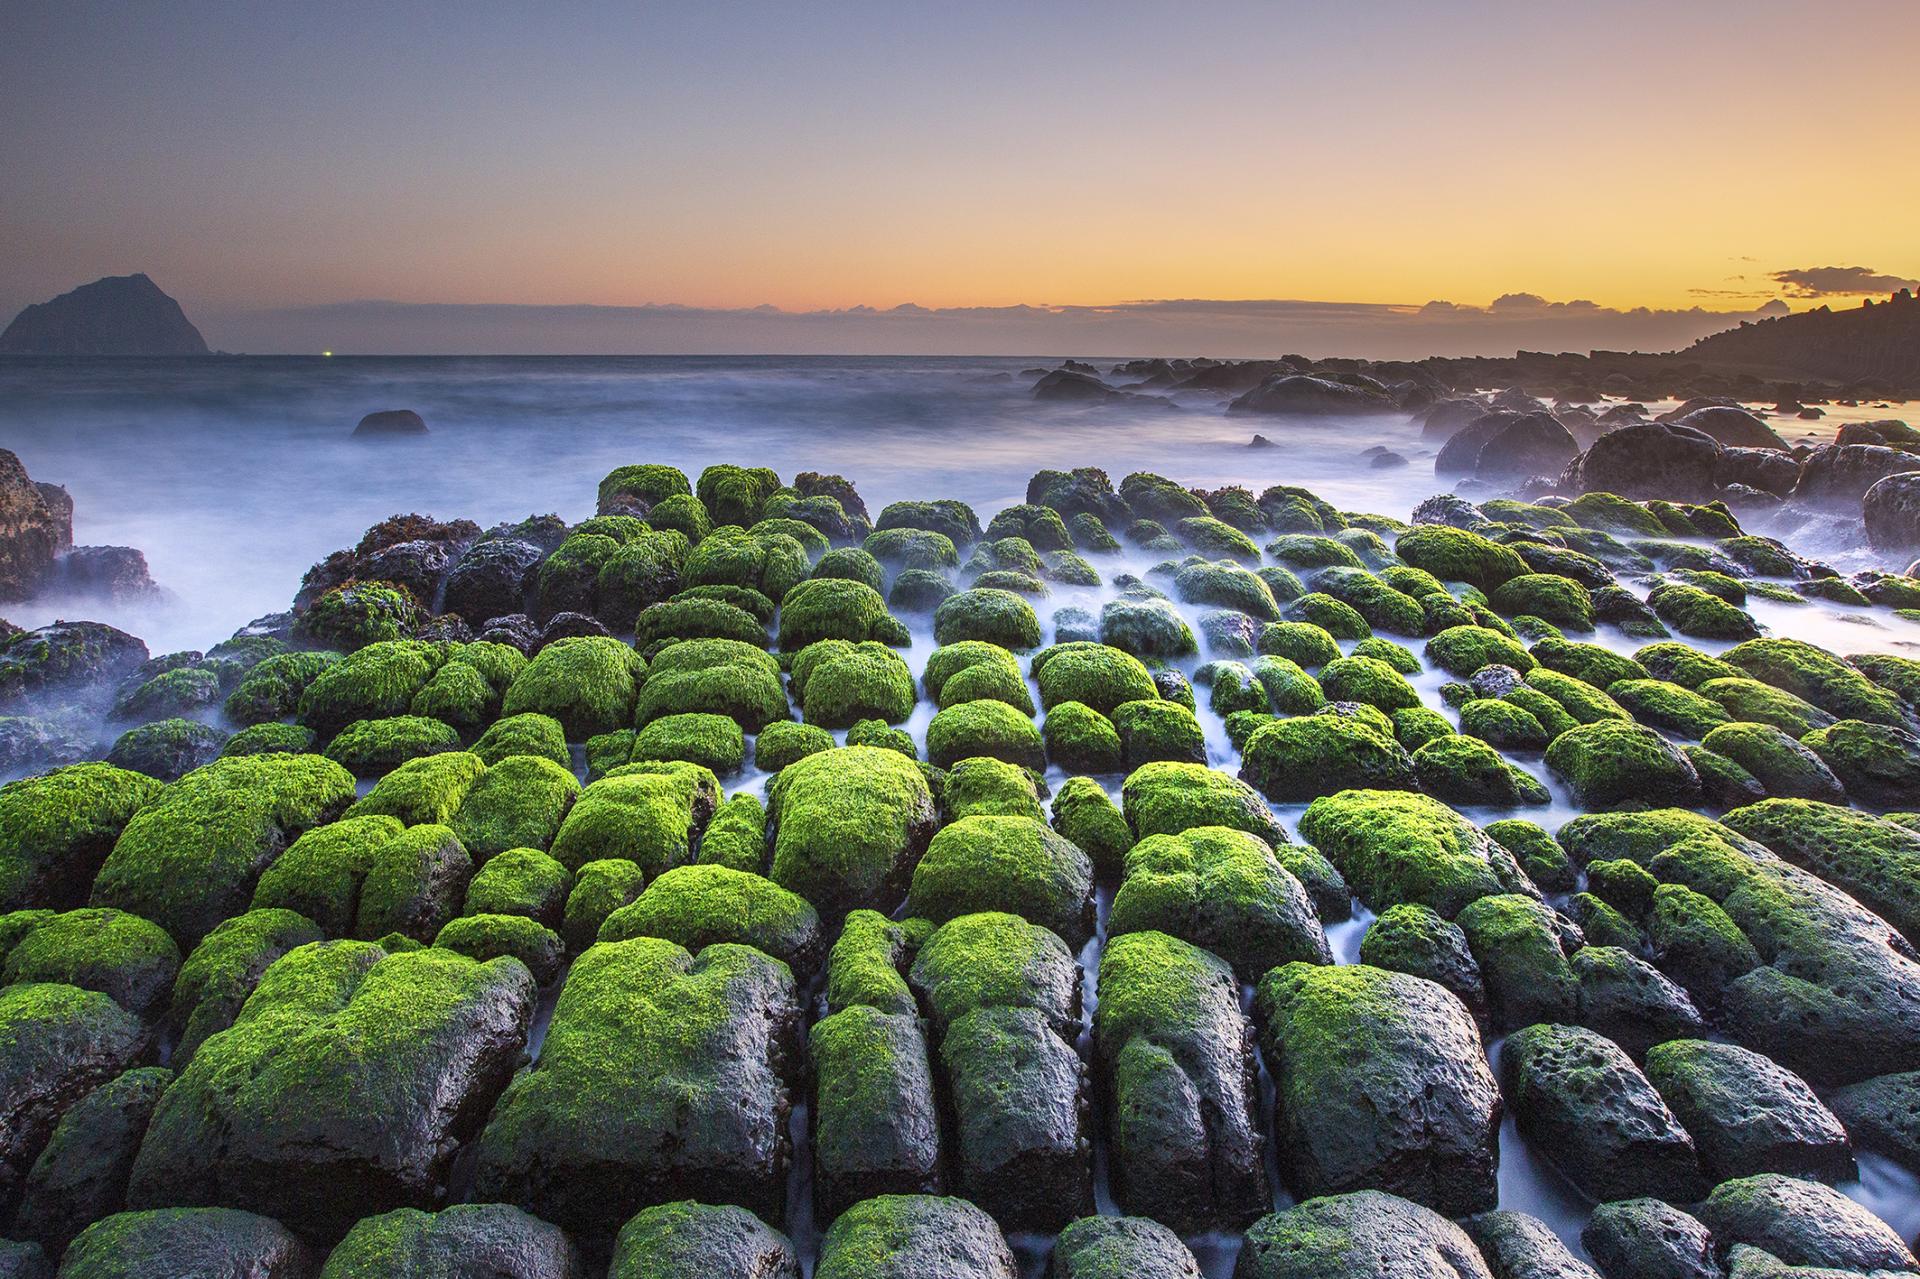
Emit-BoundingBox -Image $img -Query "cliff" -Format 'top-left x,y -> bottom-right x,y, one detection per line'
1684,290 -> 1920,389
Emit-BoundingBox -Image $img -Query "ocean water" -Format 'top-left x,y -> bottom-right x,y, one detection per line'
5,354 -> 1909,657
4,355 -> 1920,1273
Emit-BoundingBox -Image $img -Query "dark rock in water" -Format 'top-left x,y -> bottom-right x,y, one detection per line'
12,1065 -> 173,1253
0,1239 -> 51,1278
1463,1210 -> 1601,1279
1836,419 -> 1920,448
1033,370 -> 1116,401
1421,398 -> 1489,442
1249,433 -> 1275,449
1863,471 -> 1920,551
1570,421 -> 1722,501
0,274 -> 209,356
106,718 -> 229,781
1824,1071 -> 1920,1169
0,620 -> 149,711
1411,494 -> 1490,529
353,409 -> 429,437
1235,1189 -> 1494,1279
1695,1173 -> 1918,1273
444,539 -> 544,623
477,613 -> 541,653
816,1195 -> 1014,1279
56,1207 -> 314,1277
1658,395 -> 1741,422
358,539 -> 457,606
51,546 -> 163,602
1716,446 -> 1800,496
1501,1022 -> 1706,1204
1792,443 -> 1920,510
0,711 -> 94,773
1370,450 -> 1409,469
538,611 -> 610,648
1490,387 -> 1548,413
610,1202 -> 799,1279
1438,411 -> 1577,481
1642,1039 -> 1853,1184
1581,1198 -> 1718,1279
0,450 -> 70,602
1229,374 -> 1397,416
1671,406 -> 1788,450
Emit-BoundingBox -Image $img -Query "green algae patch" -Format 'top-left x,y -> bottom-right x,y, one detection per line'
767,745 -> 937,920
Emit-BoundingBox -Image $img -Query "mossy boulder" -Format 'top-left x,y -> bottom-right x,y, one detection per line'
1284,592 -> 1370,640
767,746 -> 937,921
815,1195 -> 1015,1279
1257,621 -> 1340,668
1043,701 -> 1123,774
500,636 -> 646,739
1545,720 -> 1701,809
1700,722 -> 1845,803
220,722 -> 319,758
1121,760 -> 1286,847
683,526 -> 810,603
790,640 -> 916,728
1695,1173 -> 1917,1274
463,847 -> 572,929
1607,678 -> 1731,739
1458,698 -> 1549,750
931,588 -> 1040,651
905,816 -> 1094,946
1050,777 -> 1134,881
629,710 -> 747,774
1317,655 -> 1419,711
1454,893 -> 1578,1031
597,463 -> 692,514
634,639 -> 788,734
129,942 -> 535,1237
1394,526 -> 1529,591
253,817 -> 473,943
925,698 -> 1044,771
548,763 -> 718,875
91,753 -> 355,946
1171,560 -> 1277,620
1098,596 -> 1196,660
1296,789 -> 1534,918
321,715 -> 461,779
472,937 -> 798,1235
1250,655 -> 1326,715
56,1207 -> 316,1278
1253,962 -> 1499,1216
434,913 -> 565,984
2,909 -> 179,1020
1649,582 -> 1761,641
1412,734 -> 1549,808
559,859 -> 644,954
942,757 -> 1047,822
607,1201 -> 799,1279
0,764 -> 162,912
10,1064 -> 173,1255
1234,1189 -> 1491,1279
295,581 -> 423,652
104,718 -> 228,782
320,1202 -> 582,1279
1092,931 -> 1268,1232
1801,718 -> 1920,807
632,596 -> 765,652
1720,798 -> 1920,945
752,720 -> 833,773
166,908 -> 325,1067
1357,904 -> 1486,1019
1111,826 -> 1329,979
1241,715 -> 1416,803
1490,573 -> 1595,630
1048,1215 -> 1202,1279
1725,638 -> 1911,727
1643,1038 -> 1853,1184
1425,626 -> 1535,678
695,464 -> 782,526
599,863 -> 822,976
865,526 -> 962,572
1697,676 -> 1836,738
1310,568 -> 1425,635
1032,643 -> 1157,716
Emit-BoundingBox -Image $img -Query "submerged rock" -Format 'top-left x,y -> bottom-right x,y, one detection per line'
352,409 -> 429,437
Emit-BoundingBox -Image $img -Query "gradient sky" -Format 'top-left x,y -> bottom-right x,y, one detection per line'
3,0 -> 1916,352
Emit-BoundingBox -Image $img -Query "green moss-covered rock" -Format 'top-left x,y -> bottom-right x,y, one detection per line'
1801,719 -> 1920,807
1425,626 -> 1534,678
1545,720 -> 1701,809
690,793 -> 762,874
1296,789 -> 1533,918
1483,818 -> 1575,892
790,640 -> 916,729
695,464 -> 781,526
471,937 -> 798,1234
56,1206 -> 316,1278
1121,760 -> 1286,847
1412,735 -> 1549,808
1394,526 -> 1529,592
3,908 -> 179,1020
922,642 -> 1028,711
1491,573 -> 1597,631
941,757 -> 1046,822
1725,638 -> 1911,727
931,588 -> 1041,651
1241,715 -> 1416,803
1171,559 -> 1277,620
560,859 -> 645,953
1721,798 -> 1920,945
1032,643 -> 1156,716
599,863 -> 822,976
103,718 -> 227,782
166,908 -> 324,1067
1282,593 -> 1369,640
1235,1189 -> 1492,1279
1696,676 -> 1836,738
1356,904 -> 1485,1017
767,746 -> 937,920
319,1202 -> 582,1279
91,754 -> 354,946
597,463 -> 692,513
1111,826 -> 1328,979
865,525 -> 963,571
1256,621 -> 1340,668
1048,1215 -> 1202,1279
1092,930 -> 1268,1233
815,1195 -> 1014,1279
500,636 -> 645,739
682,525 -> 810,604
548,763 -> 718,875
749,721 -> 828,774
321,715 -> 461,779
1647,582 -> 1760,641
253,816 -> 472,942
629,710 -> 747,775
1643,1038 -> 1852,1184
825,909 -> 930,1017
1310,568 -> 1425,636
1636,641 -> 1741,690
1254,962 -> 1499,1215
1106,699 -> 1200,770
606,1201 -> 798,1279
1042,701 -> 1123,774
905,816 -> 1094,946
11,1063 -> 173,1254
925,698 -> 1043,771
129,943 -> 535,1236
462,847 -> 571,929
220,722 -> 319,759
633,596 -> 766,653
1695,1173 -> 1917,1274
633,639 -> 788,734
1050,777 -> 1133,881
1098,596 -> 1196,660
1457,698 -> 1548,750
0,764 -> 162,913
295,581 -> 423,652
1700,723 -> 1845,803
1454,893 -> 1577,1031
1608,678 -> 1731,739
434,912 -> 564,984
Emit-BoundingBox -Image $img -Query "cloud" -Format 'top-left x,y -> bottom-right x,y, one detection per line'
205,293 -> 1792,359
1771,265 -> 1919,297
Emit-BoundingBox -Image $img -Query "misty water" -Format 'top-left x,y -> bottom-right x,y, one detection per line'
5,355 -> 1920,1274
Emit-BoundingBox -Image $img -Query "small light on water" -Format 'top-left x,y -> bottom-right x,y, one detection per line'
322,350 -> 333,357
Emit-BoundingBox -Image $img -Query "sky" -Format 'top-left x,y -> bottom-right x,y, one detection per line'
2,0 -> 1916,355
